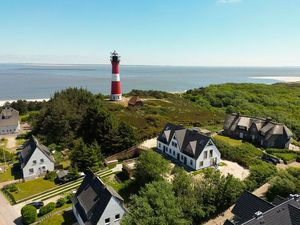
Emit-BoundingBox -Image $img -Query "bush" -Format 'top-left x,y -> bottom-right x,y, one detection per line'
39,202 -> 56,216
6,184 -> 17,192
65,193 -> 75,203
44,171 -> 57,182
56,197 -> 66,208
21,205 -> 37,225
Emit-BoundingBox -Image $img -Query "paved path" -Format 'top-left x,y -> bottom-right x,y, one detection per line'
0,192 -> 21,225
0,179 -> 21,189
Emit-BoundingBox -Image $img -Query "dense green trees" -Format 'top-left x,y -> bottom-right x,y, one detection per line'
32,88 -> 140,157
3,100 -> 45,114
184,83 -> 300,139
70,139 -> 103,172
21,205 -> 37,225
135,151 -> 170,186
122,180 -> 191,225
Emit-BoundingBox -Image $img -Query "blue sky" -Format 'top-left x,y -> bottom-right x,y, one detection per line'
0,0 -> 299,66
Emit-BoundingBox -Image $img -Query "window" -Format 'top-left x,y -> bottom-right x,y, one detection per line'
181,155 -> 184,160
199,161 -> 203,167
207,140 -> 214,146
40,159 -> 44,164
204,151 -> 208,159
115,214 -> 120,221
159,143 -> 161,148
173,150 -> 175,156
33,160 -> 37,165
190,160 -> 193,166
29,168 -> 34,173
105,218 -> 110,224
209,150 -> 213,157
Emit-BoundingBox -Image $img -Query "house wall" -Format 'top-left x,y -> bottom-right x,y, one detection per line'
97,197 -> 126,225
22,147 -> 54,180
72,205 -> 85,225
157,137 -> 221,171
0,122 -> 20,135
195,141 -> 221,170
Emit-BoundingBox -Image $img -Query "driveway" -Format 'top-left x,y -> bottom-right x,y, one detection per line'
0,192 -> 22,225
218,160 -> 250,180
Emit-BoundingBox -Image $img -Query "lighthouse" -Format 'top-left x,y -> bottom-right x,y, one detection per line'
110,51 -> 122,101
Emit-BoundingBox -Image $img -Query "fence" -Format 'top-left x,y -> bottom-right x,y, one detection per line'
105,145 -> 148,164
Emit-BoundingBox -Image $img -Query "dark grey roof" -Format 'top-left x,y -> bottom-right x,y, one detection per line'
272,195 -> 287,205
224,220 -> 235,225
157,123 -> 212,159
0,107 -> 19,127
224,113 -> 293,138
72,171 -> 125,225
232,191 -> 274,222
231,193 -> 300,225
21,136 -> 54,167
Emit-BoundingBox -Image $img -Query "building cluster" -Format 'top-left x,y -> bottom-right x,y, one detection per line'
224,192 -> 300,225
224,113 -> 293,149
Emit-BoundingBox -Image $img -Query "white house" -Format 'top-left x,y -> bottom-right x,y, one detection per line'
157,123 -> 221,170
72,171 -> 126,225
0,107 -> 20,135
20,136 -> 55,180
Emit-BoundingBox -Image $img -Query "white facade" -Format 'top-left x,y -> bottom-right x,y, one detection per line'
73,196 -> 126,225
0,122 -> 20,135
157,133 -> 221,170
21,147 -> 55,180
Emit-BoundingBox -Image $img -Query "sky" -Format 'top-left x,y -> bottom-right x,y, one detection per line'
0,0 -> 299,66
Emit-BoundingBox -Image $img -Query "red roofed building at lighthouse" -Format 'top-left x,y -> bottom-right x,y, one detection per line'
110,51 -> 122,101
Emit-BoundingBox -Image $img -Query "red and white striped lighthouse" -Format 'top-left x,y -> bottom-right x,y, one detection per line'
110,51 -> 122,101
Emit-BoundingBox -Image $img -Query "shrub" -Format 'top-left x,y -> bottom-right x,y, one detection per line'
39,202 -> 56,216
56,197 -> 66,208
44,171 -> 57,181
21,205 -> 37,225
6,184 -> 17,192
65,193 -> 75,203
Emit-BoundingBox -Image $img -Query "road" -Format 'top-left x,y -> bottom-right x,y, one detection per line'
0,192 -> 21,225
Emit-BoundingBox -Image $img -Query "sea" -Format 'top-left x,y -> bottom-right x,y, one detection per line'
0,63 -> 300,101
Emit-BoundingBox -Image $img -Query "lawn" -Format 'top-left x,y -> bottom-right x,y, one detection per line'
0,166 -> 14,182
37,209 -> 76,225
272,153 -> 298,162
11,178 -> 57,201
213,135 -> 243,147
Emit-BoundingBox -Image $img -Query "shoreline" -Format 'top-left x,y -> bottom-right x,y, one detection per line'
0,98 -> 49,107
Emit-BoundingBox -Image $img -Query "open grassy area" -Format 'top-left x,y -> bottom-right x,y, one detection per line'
0,165 -> 15,182
103,93 -> 224,139
37,209 -> 76,225
213,135 -> 243,147
11,178 -> 57,201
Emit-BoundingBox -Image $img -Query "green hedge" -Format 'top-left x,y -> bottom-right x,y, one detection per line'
39,202 -> 56,216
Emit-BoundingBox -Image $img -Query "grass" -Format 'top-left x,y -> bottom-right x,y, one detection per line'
214,135 -> 243,147
0,165 -> 14,182
11,178 -> 57,201
103,94 -> 224,139
273,153 -> 298,162
37,209 -> 76,225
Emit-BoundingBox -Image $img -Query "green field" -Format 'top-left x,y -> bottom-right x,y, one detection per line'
0,166 -> 14,182
11,178 -> 57,201
37,209 -> 76,225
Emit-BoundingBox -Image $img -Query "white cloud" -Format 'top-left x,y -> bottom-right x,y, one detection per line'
217,0 -> 242,4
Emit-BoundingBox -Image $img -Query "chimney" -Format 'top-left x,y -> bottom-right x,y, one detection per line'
254,211 -> 263,219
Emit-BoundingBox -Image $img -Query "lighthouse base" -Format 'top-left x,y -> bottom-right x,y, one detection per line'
111,94 -> 122,101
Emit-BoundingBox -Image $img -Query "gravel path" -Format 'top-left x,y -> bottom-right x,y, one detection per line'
218,160 -> 250,180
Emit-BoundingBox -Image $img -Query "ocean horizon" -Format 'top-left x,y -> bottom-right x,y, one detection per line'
1,63 -> 300,101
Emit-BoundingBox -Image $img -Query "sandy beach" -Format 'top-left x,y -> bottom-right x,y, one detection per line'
0,98 -> 49,107
250,76 -> 300,82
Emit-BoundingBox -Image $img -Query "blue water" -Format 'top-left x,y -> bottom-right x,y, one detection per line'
0,63 -> 300,100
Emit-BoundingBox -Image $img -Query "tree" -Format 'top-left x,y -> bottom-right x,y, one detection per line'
70,139 -> 103,172
67,166 -> 80,180
121,180 -> 191,225
21,205 -> 37,225
135,151 -> 170,186
44,171 -> 57,182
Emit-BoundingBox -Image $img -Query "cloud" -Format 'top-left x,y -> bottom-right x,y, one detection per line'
217,0 -> 242,4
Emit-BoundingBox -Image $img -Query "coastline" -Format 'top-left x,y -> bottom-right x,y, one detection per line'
0,98 -> 49,107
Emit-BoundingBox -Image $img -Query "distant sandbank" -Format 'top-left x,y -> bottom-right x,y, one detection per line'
250,76 -> 300,82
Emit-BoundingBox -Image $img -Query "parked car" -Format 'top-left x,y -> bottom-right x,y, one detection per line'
27,201 -> 44,209
261,155 -> 280,165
